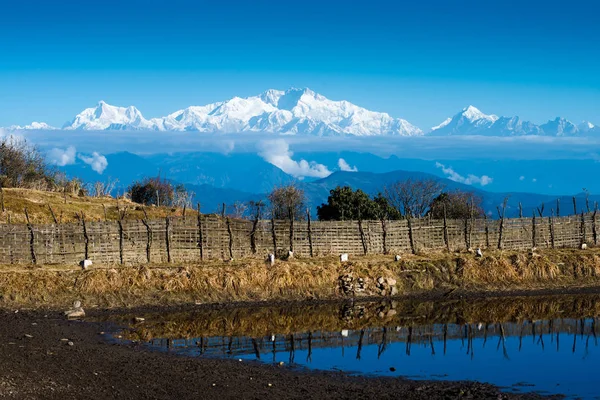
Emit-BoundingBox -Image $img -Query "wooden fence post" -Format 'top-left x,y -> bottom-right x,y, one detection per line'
289,216 -> 294,253
463,217 -> 469,250
443,203 -> 449,251
117,219 -> 124,265
48,204 -> 58,224
24,208 -> 36,265
81,212 -> 89,260
197,203 -> 204,260
380,218 -> 388,255
358,219 -> 367,255
226,217 -> 234,260
407,217 -> 416,255
580,212 -> 586,247
165,217 -> 171,263
102,204 -> 108,221
0,185 -> 5,213
549,213 -> 555,249
593,203 -> 598,246
531,211 -> 537,249
497,197 -> 508,250
307,209 -> 314,257
271,217 -> 277,257
518,202 -> 523,219
141,208 -> 152,263
484,215 -> 490,248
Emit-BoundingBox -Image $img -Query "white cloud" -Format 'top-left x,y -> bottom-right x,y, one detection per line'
257,139 -> 331,178
337,158 -> 358,172
519,176 -> 525,181
78,152 -> 108,174
217,140 -> 235,155
532,178 -> 537,182
435,162 -> 493,187
47,146 -> 76,166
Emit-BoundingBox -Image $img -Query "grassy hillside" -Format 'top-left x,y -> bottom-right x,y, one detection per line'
0,188 -> 198,224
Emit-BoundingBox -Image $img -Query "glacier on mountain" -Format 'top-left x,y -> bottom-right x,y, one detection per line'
5,89 -> 599,137
429,105 -> 598,137
61,88 -> 423,136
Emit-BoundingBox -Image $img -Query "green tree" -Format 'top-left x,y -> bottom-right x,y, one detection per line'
428,190 -> 484,219
128,175 -> 189,207
317,186 -> 401,221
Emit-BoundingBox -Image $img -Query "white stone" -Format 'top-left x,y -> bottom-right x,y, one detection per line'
64,308 -> 85,319
341,329 -> 349,337
377,277 -> 385,285
476,248 -> 483,257
581,243 -> 588,250
80,259 -> 92,269
340,253 -> 349,262
73,300 -> 81,309
394,255 -> 401,261
386,278 -> 397,286
135,317 -> 145,323
267,254 -> 275,266
288,250 -> 294,259
390,286 -> 399,296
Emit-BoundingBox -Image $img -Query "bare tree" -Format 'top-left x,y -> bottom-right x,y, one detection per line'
90,177 -> 119,197
384,179 -> 444,218
231,201 -> 248,219
268,184 -> 306,221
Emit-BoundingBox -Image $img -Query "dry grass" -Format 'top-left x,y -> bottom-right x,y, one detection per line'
0,188 -> 195,224
0,249 -> 600,310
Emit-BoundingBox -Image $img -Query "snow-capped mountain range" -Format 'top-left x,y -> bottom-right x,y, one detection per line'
4,88 -> 599,137
428,105 -> 599,136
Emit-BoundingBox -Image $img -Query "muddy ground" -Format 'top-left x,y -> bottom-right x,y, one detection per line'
0,304 -> 564,400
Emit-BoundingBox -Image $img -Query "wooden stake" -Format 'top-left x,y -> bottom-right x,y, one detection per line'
24,208 -> 36,264
48,204 -> 58,224
0,185 -> 5,213
81,212 -> 89,260
197,203 -> 204,260
442,203 -> 449,251
307,209 -> 314,257
497,197 -> 508,250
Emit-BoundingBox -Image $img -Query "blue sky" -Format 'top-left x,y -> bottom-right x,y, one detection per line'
1,0 -> 599,128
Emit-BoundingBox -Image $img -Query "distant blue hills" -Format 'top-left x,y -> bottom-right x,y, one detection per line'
60,151 -> 600,218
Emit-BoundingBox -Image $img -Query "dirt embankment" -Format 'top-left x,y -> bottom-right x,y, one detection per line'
0,307 -> 559,400
1,248 -> 599,310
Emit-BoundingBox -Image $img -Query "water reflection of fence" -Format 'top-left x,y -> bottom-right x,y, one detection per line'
143,318 -> 598,362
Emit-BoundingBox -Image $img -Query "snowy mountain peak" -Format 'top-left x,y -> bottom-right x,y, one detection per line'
430,107 -> 598,137
64,101 -> 152,130
57,88 -> 422,136
460,105 -> 498,123
6,122 -> 57,131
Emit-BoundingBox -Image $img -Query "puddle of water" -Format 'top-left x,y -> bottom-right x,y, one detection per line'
107,295 -> 600,399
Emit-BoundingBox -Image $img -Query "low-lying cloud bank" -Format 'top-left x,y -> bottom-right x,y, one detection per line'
257,139 -> 331,179
338,158 -> 358,172
435,162 -> 493,187
13,130 -> 600,161
46,145 -> 108,174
